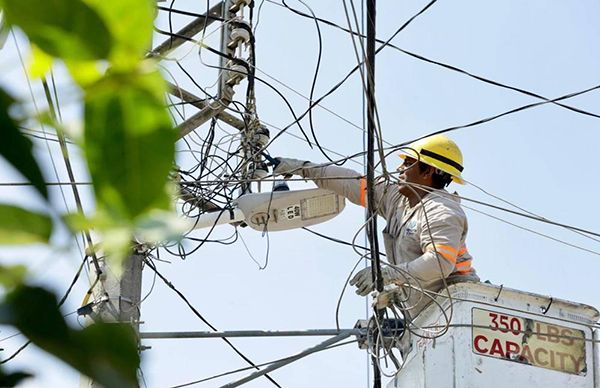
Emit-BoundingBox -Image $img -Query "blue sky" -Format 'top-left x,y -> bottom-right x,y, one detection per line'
0,1 -> 599,387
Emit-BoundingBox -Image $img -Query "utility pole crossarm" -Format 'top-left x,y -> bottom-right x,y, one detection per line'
167,82 -> 246,131
148,2 -> 224,58
177,101 -> 229,138
162,0 -> 240,139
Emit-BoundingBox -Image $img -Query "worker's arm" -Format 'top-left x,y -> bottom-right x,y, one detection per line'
403,204 -> 465,283
302,163 -> 397,217
273,157 -> 398,216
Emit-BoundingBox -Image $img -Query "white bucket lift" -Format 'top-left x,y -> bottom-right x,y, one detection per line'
388,282 -> 599,388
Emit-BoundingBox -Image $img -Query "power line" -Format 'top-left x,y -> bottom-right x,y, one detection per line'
41,77 -> 101,275
270,0 -> 600,122
143,258 -> 282,388
0,254 -> 89,364
171,339 -> 358,388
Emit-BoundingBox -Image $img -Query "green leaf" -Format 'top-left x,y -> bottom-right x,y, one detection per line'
84,0 -> 155,69
135,209 -> 191,243
0,90 -> 48,199
84,71 -> 176,220
63,211 -> 132,270
0,205 -> 52,245
28,44 -> 54,79
0,370 -> 33,387
65,59 -> 103,87
0,0 -> 112,61
0,286 -> 70,341
0,286 -> 139,387
0,265 -> 27,288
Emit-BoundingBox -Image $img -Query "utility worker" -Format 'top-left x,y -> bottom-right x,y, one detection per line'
273,134 -> 479,318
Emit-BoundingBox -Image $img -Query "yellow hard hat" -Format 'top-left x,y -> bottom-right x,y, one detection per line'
399,134 -> 465,184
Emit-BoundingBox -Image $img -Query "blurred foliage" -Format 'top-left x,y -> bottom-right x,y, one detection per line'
0,286 -> 140,387
83,0 -> 155,70
0,0 -> 179,385
84,70 -> 175,220
0,265 -> 27,289
0,205 -> 52,245
0,89 -> 48,199
0,370 -> 32,387
0,0 -> 112,61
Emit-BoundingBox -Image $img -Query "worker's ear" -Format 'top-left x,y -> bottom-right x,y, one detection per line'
422,165 -> 436,179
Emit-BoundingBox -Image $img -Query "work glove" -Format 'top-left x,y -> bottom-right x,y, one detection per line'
272,157 -> 309,177
350,265 -> 406,296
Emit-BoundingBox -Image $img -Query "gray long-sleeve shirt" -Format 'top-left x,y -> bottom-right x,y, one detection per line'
300,163 -> 479,314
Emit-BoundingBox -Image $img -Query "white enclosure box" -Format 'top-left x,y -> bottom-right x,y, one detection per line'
388,282 -> 599,388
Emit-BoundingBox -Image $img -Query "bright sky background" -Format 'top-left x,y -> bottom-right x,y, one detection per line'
0,1 -> 599,387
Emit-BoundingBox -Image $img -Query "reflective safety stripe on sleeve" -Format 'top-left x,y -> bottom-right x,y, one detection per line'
359,178 -> 367,207
426,244 -> 458,264
456,259 -> 472,274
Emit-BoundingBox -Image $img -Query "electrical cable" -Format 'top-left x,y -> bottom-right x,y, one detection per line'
179,169 -> 600,249
360,2 -> 385,384
170,339 -> 358,388
411,84 -> 600,142
302,227 -> 385,256
342,0 -> 389,176
464,203 -> 600,256
41,77 -> 102,276
11,32 -> 82,257
143,257 -> 282,388
155,28 -> 315,148
463,178 -> 600,244
245,73 -> 600,177
405,181 -> 600,244
282,0 -> 338,163
261,0 -> 441,152
0,254 -> 89,364
157,5 -> 225,22
252,0 -> 267,34
152,3 -> 600,384
22,131 -> 66,143
269,0 -> 600,122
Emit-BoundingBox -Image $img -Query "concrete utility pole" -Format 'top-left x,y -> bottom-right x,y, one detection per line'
79,248 -> 147,388
89,249 -> 146,332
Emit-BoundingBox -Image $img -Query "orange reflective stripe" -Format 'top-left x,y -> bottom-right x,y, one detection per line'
458,245 -> 467,256
436,244 -> 458,255
437,250 -> 457,264
456,260 -> 472,274
359,178 -> 367,207
424,244 -> 458,255
425,244 -> 458,264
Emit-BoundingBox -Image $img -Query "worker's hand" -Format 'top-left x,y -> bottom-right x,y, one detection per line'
272,157 -> 309,176
350,266 -> 405,296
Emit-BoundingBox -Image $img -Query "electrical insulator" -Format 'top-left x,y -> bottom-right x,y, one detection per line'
226,62 -> 247,86
250,162 -> 269,179
253,126 -> 270,148
228,21 -> 251,49
229,0 -> 251,13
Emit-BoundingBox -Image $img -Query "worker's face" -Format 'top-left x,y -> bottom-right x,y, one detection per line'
397,157 -> 431,195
